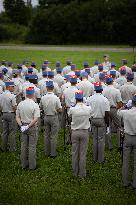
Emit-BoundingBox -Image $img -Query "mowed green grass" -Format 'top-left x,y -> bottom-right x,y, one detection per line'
0,49 -> 134,69
0,49 -> 136,205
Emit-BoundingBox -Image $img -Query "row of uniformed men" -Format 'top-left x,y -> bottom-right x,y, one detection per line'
0,58 -> 136,104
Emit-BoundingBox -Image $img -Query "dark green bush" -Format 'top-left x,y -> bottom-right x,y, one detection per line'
0,23 -> 27,42
25,0 -> 136,44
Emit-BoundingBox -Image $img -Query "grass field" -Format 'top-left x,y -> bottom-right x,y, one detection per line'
0,49 -> 134,69
0,49 -> 136,205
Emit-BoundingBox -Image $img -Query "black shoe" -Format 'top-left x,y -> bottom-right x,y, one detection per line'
22,167 -> 28,170
29,166 -> 38,171
122,182 -> 131,188
117,147 -> 122,152
0,147 -> 4,152
101,160 -> 108,165
66,139 -> 72,145
50,156 -> 57,159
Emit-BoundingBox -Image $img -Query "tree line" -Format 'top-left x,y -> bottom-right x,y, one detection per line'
0,0 -> 136,44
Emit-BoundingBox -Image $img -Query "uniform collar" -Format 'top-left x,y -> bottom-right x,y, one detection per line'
95,93 -> 102,95
76,102 -> 84,105
47,92 -> 54,94
108,84 -> 114,87
131,106 -> 136,110
127,82 -> 133,85
5,90 -> 11,94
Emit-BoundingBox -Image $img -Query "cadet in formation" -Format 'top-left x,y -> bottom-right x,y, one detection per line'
0,81 -> 17,152
87,82 -> 110,163
40,80 -> 62,158
16,87 -> 40,170
118,94 -> 136,189
68,90 -> 92,177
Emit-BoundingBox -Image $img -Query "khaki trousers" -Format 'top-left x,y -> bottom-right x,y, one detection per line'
122,134 -> 136,188
110,107 -> 121,147
1,113 -> 16,152
21,126 -> 38,170
91,118 -> 105,163
0,112 -> 3,134
44,115 -> 59,157
71,129 -> 89,177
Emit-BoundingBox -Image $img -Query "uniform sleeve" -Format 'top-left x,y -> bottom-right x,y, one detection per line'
35,88 -> 41,99
11,95 -> 17,107
88,106 -> 92,117
116,90 -> 122,102
86,97 -> 91,106
76,83 -> 81,90
56,97 -> 62,110
0,86 -> 2,94
54,83 -> 60,95
105,99 -> 110,111
68,107 -> 73,116
34,104 -> 40,118
117,109 -> 124,118
16,103 -> 21,116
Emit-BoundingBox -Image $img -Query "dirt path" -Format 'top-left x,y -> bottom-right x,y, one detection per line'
0,45 -> 133,52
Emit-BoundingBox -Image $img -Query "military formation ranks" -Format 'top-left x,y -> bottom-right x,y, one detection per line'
0,55 -> 136,189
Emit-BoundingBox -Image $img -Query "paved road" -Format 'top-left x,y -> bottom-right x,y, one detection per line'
0,45 -> 133,52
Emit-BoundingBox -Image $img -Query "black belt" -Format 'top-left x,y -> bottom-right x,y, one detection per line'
21,122 -> 29,125
46,114 -> 57,116
3,112 -> 15,113
72,129 -> 89,131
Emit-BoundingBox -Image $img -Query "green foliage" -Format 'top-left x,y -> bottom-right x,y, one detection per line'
1,0 -> 136,44
26,0 -> 136,44
0,23 -> 27,42
3,0 -> 31,25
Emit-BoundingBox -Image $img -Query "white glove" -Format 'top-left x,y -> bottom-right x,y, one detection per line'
21,125 -> 29,133
106,127 -> 110,135
126,100 -> 132,108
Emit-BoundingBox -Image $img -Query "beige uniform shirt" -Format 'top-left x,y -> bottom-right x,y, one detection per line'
22,83 -> 41,99
0,90 -> 17,112
87,93 -> 110,118
88,76 -> 95,84
63,85 -> 78,107
103,61 -> 111,71
16,98 -> 40,123
54,74 -> 65,87
120,82 -> 136,104
103,85 -> 122,107
0,86 -> 2,94
90,65 -> 98,76
62,65 -> 71,76
41,81 -> 60,96
40,92 -> 62,115
76,79 -> 94,98
12,77 -> 23,95
68,103 -> 92,130
118,107 -> 136,135
38,78 -> 48,91
61,82 -> 71,94
0,80 -> 5,91
123,65 -> 132,73
115,76 -> 127,86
